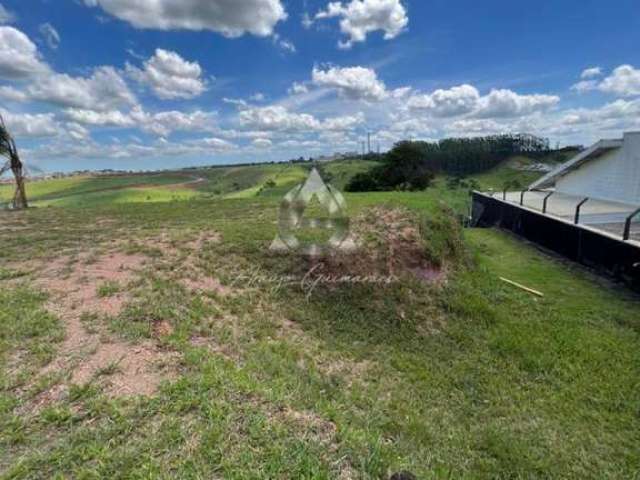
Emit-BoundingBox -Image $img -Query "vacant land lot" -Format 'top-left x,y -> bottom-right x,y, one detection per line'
1,160 -> 639,478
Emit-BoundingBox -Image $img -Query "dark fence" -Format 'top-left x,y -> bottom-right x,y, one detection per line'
472,192 -> 640,291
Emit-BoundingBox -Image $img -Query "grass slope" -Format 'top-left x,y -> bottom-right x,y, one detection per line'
0,189 -> 638,478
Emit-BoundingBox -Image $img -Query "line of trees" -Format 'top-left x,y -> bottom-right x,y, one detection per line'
346,134 -> 550,192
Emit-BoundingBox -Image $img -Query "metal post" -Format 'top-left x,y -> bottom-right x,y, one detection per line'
503,189 -> 507,201
520,189 -> 527,206
574,198 -> 589,224
542,191 -> 554,214
623,207 -> 640,240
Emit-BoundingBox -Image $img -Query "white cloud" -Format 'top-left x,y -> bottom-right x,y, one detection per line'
252,138 -> 272,148
302,13 -> 313,29
385,117 -> 436,138
0,26 -> 49,79
28,66 -> 136,111
474,89 -> 559,118
65,106 -> 217,137
238,104 -> 364,133
239,105 -> 320,132
571,65 -> 640,97
390,86 -> 412,98
272,34 -> 296,53
83,0 -> 287,37
581,66 -> 602,79
408,84 -> 480,117
321,112 -> 365,131
288,82 -> 309,95
0,85 -> 27,102
139,109 -> 216,136
127,49 -> 206,100
446,118 -> 504,136
223,97 -> 248,108
0,110 -> 58,138
312,65 -> 387,101
598,65 -> 640,97
0,3 -> 15,24
64,108 -> 134,128
66,122 -> 90,141
570,80 -> 598,94
195,137 -> 235,151
32,135 -> 238,162
314,0 -> 408,48
39,23 -> 61,50
407,84 -> 558,118
560,98 -> 640,127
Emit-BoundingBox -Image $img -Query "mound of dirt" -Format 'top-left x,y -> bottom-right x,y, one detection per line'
296,206 -> 450,285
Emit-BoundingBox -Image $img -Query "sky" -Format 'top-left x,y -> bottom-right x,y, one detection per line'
0,0 -> 639,173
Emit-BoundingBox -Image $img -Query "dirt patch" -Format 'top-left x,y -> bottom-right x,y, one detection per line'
22,251 -> 180,403
273,406 -> 337,445
71,340 -> 179,396
181,275 -> 229,295
135,230 -> 229,296
153,320 -> 174,338
142,229 -> 221,258
352,206 -> 445,281
185,231 -> 221,251
39,251 -> 146,318
189,334 -> 239,361
23,384 -> 69,415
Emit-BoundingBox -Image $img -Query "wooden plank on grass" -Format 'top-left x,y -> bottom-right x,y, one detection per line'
499,277 -> 544,297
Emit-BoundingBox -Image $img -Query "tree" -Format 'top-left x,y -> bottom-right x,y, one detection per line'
346,141 -> 435,192
0,115 -> 28,209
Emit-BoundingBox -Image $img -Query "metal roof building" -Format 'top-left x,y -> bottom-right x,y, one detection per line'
531,132 -> 640,206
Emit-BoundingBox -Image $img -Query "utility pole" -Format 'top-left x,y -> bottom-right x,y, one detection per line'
367,132 -> 371,154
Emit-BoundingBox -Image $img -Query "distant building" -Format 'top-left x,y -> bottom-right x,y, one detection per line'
531,132 -> 640,206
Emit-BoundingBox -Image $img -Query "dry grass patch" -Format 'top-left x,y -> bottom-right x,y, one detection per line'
14,250 -> 183,403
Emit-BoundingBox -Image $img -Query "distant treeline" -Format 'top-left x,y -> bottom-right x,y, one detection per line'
346,134 -> 551,192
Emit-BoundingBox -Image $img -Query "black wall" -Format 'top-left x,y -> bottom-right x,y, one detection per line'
472,192 -> 640,291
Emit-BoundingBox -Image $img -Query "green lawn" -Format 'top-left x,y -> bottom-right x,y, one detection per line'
1,186 -> 639,478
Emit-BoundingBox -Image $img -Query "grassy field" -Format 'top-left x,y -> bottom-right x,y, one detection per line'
1,155 -> 639,478
0,154 -> 548,210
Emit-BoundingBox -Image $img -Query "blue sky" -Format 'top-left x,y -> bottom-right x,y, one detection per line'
0,0 -> 639,173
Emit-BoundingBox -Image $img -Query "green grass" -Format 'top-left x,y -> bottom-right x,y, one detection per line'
1,150 -> 638,478
1,158 -> 382,210
324,159 -> 382,190
0,153 -> 553,212
0,173 -> 194,205
0,187 -> 638,478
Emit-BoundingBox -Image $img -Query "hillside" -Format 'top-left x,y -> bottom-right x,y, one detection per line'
0,152 -> 566,211
1,178 -> 639,478
0,159 -> 383,209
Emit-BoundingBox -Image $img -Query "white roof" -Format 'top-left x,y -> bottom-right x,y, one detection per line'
529,139 -> 623,190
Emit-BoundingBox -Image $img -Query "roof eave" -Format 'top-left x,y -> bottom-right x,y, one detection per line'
529,139 -> 623,190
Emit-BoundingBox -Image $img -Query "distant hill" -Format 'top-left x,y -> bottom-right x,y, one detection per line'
0,158 -> 381,208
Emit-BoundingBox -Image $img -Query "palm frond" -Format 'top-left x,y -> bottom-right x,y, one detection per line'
0,115 -> 16,160
0,159 -> 9,176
